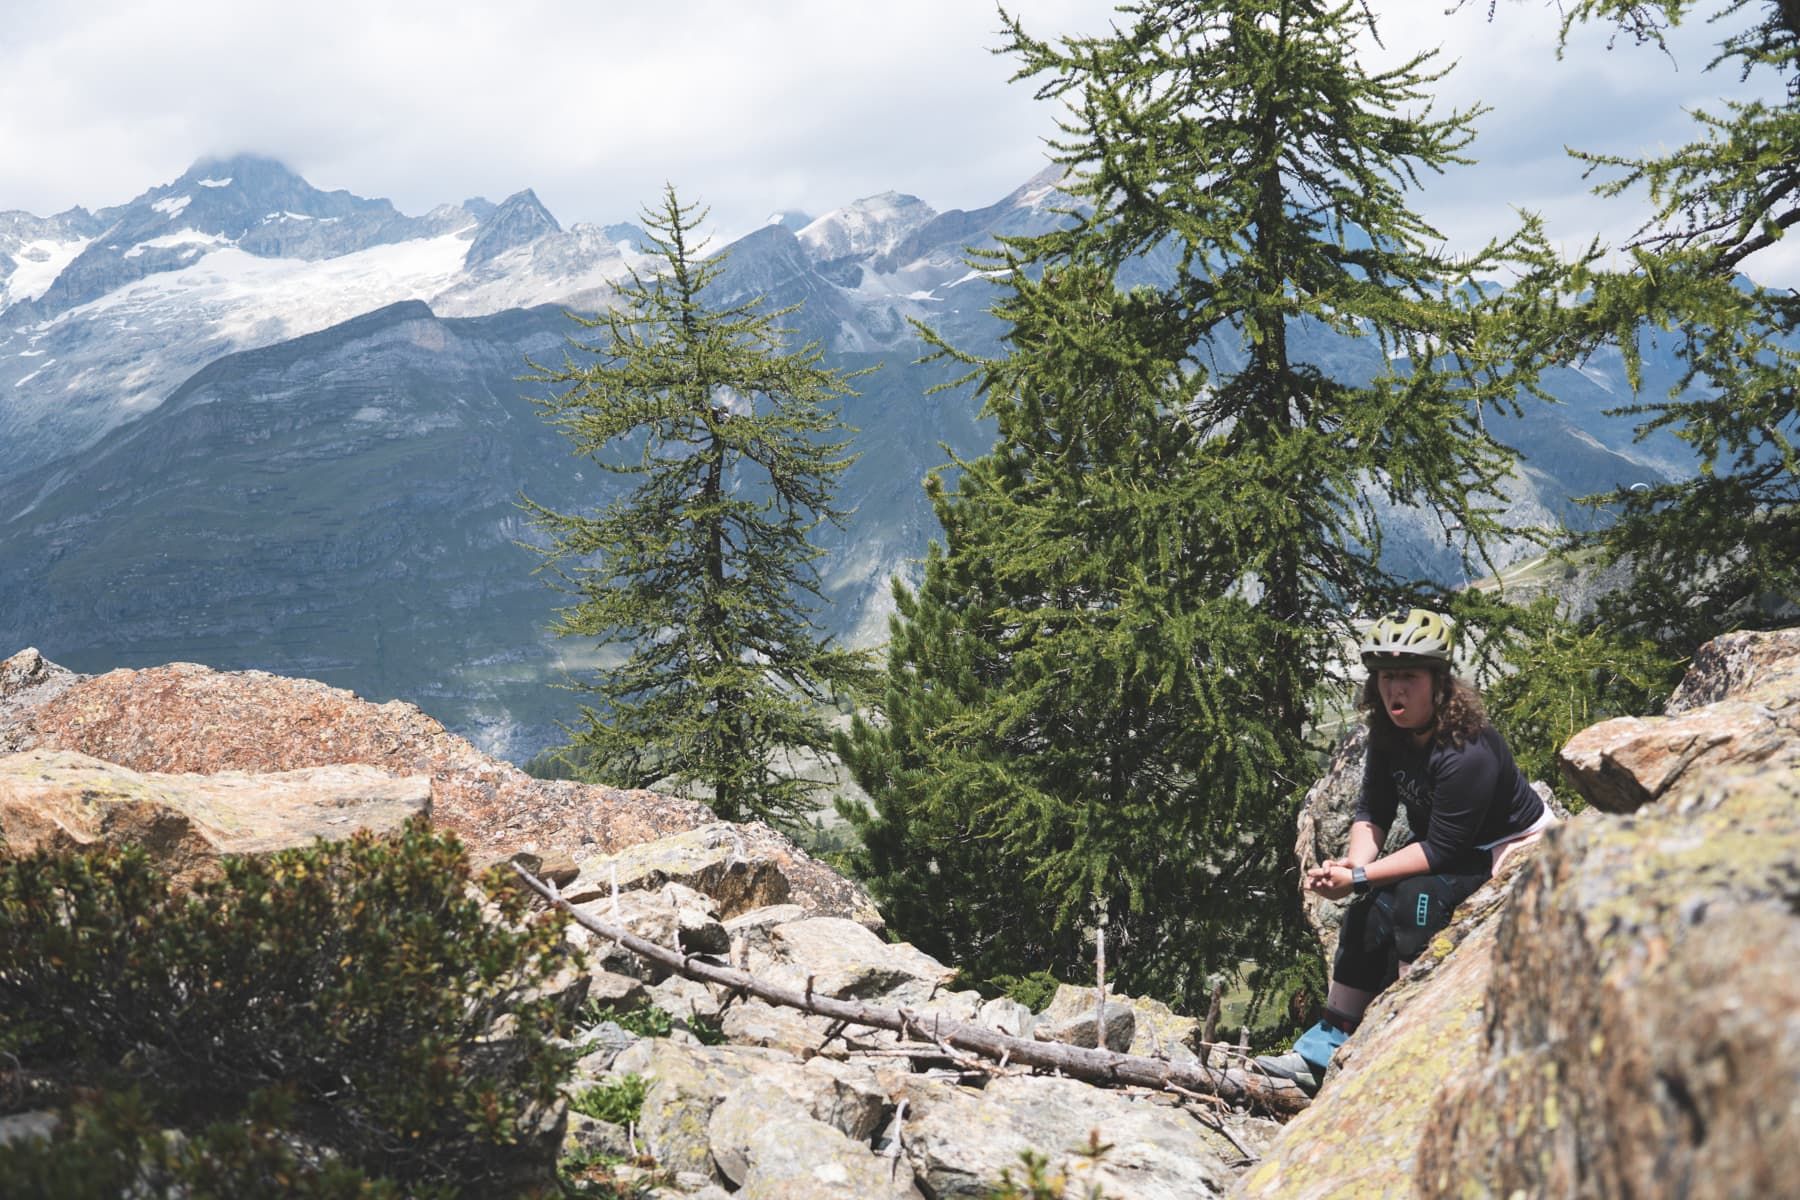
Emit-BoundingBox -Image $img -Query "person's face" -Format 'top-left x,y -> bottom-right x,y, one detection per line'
1376,667 -> 1436,731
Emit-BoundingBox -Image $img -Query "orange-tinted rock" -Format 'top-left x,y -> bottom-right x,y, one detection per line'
0,652 -> 881,926
1559,628 -> 1800,812
0,748 -> 428,886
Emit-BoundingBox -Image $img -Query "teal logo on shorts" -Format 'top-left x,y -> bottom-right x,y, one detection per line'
1415,894 -> 1432,926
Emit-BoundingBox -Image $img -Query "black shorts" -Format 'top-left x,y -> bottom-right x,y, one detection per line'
1332,868 -> 1489,992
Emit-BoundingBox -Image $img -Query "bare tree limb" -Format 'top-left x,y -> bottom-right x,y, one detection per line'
515,864 -> 1310,1117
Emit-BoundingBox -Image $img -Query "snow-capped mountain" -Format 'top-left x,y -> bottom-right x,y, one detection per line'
0,154 -> 1692,759
797,191 -> 937,261
0,155 -> 640,477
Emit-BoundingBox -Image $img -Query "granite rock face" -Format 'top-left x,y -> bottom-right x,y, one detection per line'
1415,756 -> 1800,1198
1557,628 -> 1800,813
0,748 -> 428,885
0,651 -> 879,927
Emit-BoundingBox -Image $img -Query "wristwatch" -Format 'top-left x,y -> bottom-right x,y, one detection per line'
1350,866 -> 1370,895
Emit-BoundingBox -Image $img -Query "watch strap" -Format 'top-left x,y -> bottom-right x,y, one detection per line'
1350,865 -> 1369,894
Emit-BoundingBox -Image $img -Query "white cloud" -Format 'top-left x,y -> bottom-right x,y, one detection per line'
1,0 -> 1792,282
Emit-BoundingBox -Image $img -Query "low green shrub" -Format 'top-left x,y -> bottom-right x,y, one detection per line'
0,820 -> 576,1196
569,1076 -> 649,1127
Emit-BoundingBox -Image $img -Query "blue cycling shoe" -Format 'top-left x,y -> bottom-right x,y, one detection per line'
1253,1020 -> 1349,1095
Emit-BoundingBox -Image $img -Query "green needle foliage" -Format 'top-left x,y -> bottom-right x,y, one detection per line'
1522,0 -> 1800,655
524,186 -> 876,829
839,0 -> 1559,1009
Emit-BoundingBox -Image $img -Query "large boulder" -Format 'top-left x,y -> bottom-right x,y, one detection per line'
0,651 -> 881,926
899,1072 -> 1242,1199
1242,628 -> 1800,1200
1234,846 -> 1544,1199
1414,757 -> 1800,1198
1558,630 -> 1800,813
0,748 -> 428,884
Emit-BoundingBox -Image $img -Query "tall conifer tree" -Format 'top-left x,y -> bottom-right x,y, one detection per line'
1524,0 -> 1800,654
525,187 -> 873,828
841,0 -> 1556,1008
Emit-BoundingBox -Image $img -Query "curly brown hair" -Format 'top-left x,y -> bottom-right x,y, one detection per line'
1360,666 -> 1489,753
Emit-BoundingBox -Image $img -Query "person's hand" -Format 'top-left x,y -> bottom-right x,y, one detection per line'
1305,856 -> 1348,891
1306,861 -> 1355,901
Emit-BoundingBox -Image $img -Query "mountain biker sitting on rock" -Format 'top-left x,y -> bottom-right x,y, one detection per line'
1256,608 -> 1557,1094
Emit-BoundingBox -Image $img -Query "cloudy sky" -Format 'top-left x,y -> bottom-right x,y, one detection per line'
2,0 -> 1789,282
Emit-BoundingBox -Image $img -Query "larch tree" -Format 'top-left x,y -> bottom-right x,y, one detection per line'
1521,0 -> 1800,656
524,187 -> 874,829
839,0 -> 1559,1010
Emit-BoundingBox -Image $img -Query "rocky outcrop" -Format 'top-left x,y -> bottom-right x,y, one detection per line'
0,748 -> 428,886
1241,628 -> 1800,1200
562,924 -> 1270,1199
0,650 -> 879,926
1559,628 -> 1800,813
1236,847 -> 1545,1199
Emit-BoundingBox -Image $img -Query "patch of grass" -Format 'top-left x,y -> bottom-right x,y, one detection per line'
569,1076 -> 648,1127
980,969 -> 1063,1014
600,1004 -> 672,1040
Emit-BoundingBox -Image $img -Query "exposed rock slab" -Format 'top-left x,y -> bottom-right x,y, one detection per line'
1234,850 -> 1534,1199
1559,628 -> 1800,812
1414,758 -> 1800,1198
0,653 -> 880,925
765,917 -> 957,1000
0,748 -> 427,884
899,1072 -> 1239,1199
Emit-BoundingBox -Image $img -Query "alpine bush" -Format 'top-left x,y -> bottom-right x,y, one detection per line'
0,820 -> 577,1196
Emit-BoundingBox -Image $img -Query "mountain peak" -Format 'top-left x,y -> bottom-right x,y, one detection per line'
464,189 -> 561,267
797,192 -> 937,262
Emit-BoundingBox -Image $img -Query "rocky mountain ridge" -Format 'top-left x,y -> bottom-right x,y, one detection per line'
4,631 -> 1796,1195
0,155 -> 1713,758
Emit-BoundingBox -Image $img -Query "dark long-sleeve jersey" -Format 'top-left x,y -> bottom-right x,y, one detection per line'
1355,725 -> 1546,874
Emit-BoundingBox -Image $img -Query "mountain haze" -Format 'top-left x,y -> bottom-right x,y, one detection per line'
0,157 -> 1694,758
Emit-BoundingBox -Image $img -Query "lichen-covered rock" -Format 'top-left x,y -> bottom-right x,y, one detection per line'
718,999 -> 839,1057
899,1072 -> 1240,1199
635,1040 -> 894,1186
1413,758 -> 1800,1199
0,653 -> 880,926
1663,627 -> 1800,714
765,918 -> 956,1000
721,1106 -> 923,1199
0,748 -> 428,884
1036,983 -> 1198,1061
1559,629 -> 1800,813
1235,855 -> 1528,1199
637,1042 -> 803,1178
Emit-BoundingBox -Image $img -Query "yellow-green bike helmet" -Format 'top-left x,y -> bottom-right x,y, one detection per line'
1360,608 -> 1455,669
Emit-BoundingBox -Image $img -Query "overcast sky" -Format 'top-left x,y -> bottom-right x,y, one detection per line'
2,1 -> 1790,282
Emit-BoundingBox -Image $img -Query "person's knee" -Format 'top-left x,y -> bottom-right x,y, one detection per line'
1390,875 -> 1474,962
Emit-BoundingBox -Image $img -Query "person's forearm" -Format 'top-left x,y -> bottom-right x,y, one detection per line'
1365,840 -> 1431,886
1346,821 -> 1384,867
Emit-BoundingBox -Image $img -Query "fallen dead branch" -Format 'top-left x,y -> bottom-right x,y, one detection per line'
513,864 -> 1309,1117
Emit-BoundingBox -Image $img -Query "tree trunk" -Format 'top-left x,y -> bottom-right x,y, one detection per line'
513,864 -> 1310,1117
